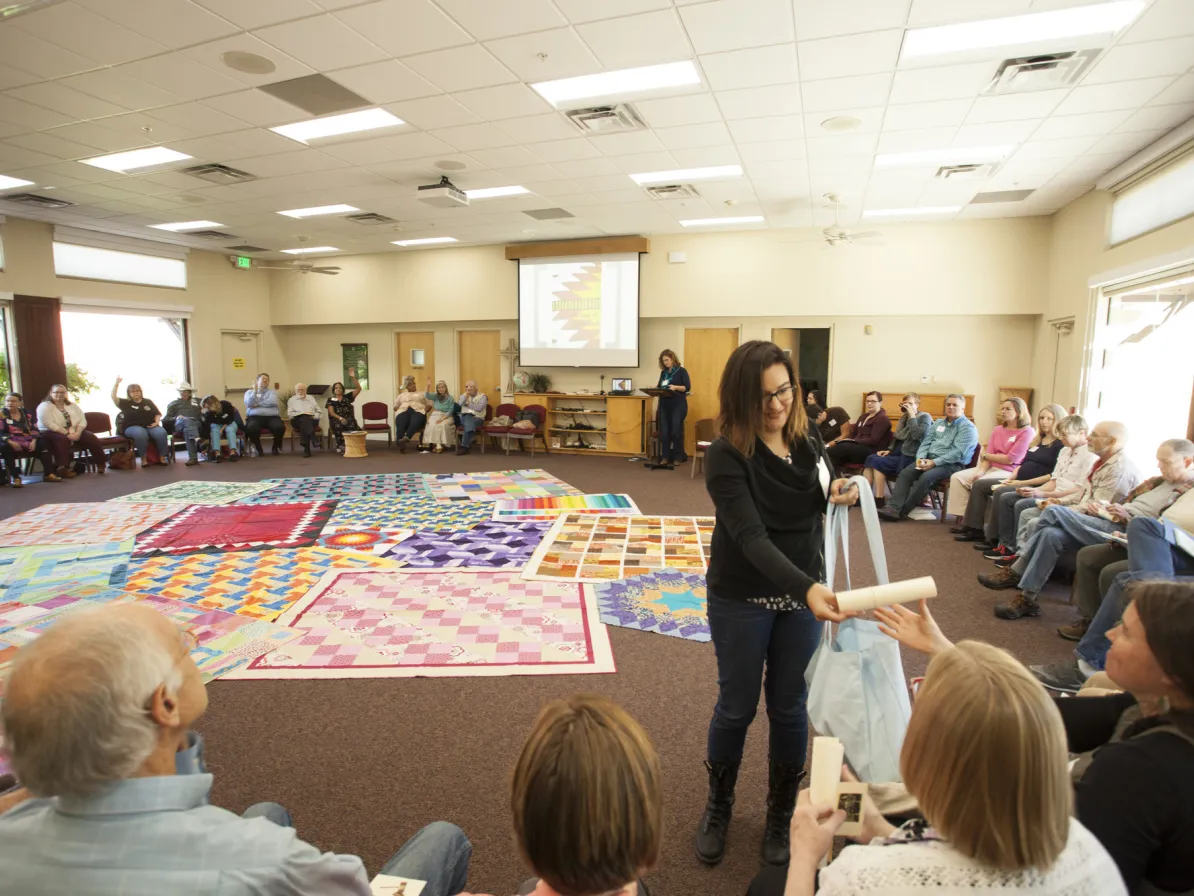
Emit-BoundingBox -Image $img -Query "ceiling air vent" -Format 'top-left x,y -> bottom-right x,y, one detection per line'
346,212 -> 396,225
523,208 -> 574,220
972,189 -> 1035,204
645,184 -> 701,200
187,230 -> 238,240
182,163 -> 258,185
226,244 -> 268,253
565,103 -> 646,134
936,163 -> 999,180
984,50 -> 1100,95
3,192 -> 75,209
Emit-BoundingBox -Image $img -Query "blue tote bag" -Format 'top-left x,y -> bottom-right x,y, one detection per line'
805,475 -> 912,783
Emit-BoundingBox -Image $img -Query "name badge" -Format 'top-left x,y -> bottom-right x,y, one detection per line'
936,425 -> 945,433
827,418 -> 837,427
1008,436 -> 1016,443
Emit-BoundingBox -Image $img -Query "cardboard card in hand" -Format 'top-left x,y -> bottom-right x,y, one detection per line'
835,782 -> 868,837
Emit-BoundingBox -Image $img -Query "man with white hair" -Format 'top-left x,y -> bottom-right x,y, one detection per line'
457,381 -> 488,456
0,603 -> 472,895
287,382 -> 321,458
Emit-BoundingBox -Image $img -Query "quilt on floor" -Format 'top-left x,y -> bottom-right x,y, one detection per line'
0,502 -> 180,547
239,473 -> 430,504
323,495 -> 492,534
381,521 -> 550,568
227,568 -> 615,680
425,469 -> 582,502
318,527 -> 414,556
132,501 -> 336,555
491,493 -> 639,522
590,570 -> 710,642
522,513 -> 714,582
108,480 -> 275,505
0,541 -> 132,604
124,547 -> 399,621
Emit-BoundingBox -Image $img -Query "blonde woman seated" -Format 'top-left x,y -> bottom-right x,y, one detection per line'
771,635 -> 1125,896
421,379 -> 456,454
946,397 -> 1034,520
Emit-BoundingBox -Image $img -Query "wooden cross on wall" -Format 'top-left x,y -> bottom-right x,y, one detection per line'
499,338 -> 519,396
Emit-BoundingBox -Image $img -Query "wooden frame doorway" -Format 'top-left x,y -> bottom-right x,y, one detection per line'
457,329 -> 501,414
395,331 -> 436,395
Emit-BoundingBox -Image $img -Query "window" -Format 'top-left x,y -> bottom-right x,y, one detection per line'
1109,149 -> 1194,245
1088,264 -> 1194,470
53,243 -> 187,289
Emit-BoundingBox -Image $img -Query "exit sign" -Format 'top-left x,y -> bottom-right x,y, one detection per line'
236,256 -> 252,269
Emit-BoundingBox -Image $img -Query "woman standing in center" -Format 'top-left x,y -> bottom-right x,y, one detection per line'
698,340 -> 857,869
648,348 -> 691,471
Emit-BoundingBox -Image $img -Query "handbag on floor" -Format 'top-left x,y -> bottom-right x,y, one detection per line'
806,475 -> 913,783
108,450 -> 135,471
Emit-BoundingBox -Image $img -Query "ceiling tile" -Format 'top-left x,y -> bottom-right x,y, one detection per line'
484,28 -> 603,81
888,61 -> 994,104
7,82 -> 128,121
794,0 -> 910,40
805,132 -> 878,156
0,64 -> 38,93
465,145 -> 539,167
369,132 -> 461,161
906,0 -> 1031,28
452,84 -> 552,120
4,131 -> 102,161
437,0 -> 566,39
1013,136 -> 1099,160
117,54 -> 248,101
335,0 -> 473,57
802,73 -> 893,113
1089,129 -> 1170,157
431,122 -> 518,151
1118,0 -> 1194,44
386,96 -> 481,130
716,85 -> 802,120
635,94 -> 723,128
551,157 -> 620,177
1031,110 -> 1134,140
183,35 -> 316,88
1148,74 -> 1194,107
60,70 -> 184,113
609,151 -> 680,174
804,106 -> 884,136
328,61 -> 441,105
953,118 -> 1041,144
493,113 -> 578,143
1084,37 -> 1194,86
200,90 -> 312,127
255,15 -> 390,71
744,158 -> 807,180
0,95 -> 74,131
728,115 -> 804,142
403,44 -> 518,93
43,122 -> 152,153
0,142 -> 59,169
147,102 -> 252,136
554,0 -> 670,25
224,150 -> 348,178
192,0 -> 321,28
797,29 -> 903,80
91,111 -> 195,144
215,129 -> 314,157
589,130 -> 667,156
577,10 -> 692,68
317,139 -> 400,165
572,174 -> 637,192
736,139 -> 805,162
525,139 -> 602,162
9,1 -> 166,67
1115,103 -> 1194,133
699,44 -> 799,91
0,26 -> 98,79
883,98 -> 972,130
677,0 -> 795,55
76,0 -> 240,48
655,122 -> 733,149
965,89 -> 1068,124
1053,78 -> 1175,116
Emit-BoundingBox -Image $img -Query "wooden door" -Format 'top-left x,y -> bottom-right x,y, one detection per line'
395,331 -> 435,396
458,329 -> 501,413
771,328 -> 800,376
682,327 -> 739,450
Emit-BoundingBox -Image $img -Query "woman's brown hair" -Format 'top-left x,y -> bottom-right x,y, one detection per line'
1132,580 -> 1194,732
658,349 -> 680,369
716,340 -> 808,457
1004,396 -> 1032,428
512,694 -> 662,896
902,641 -> 1071,871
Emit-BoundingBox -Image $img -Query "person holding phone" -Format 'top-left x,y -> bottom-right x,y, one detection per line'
863,392 -> 932,504
696,340 -> 857,870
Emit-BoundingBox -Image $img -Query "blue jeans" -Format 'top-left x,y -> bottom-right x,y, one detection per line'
1012,506 -> 1124,597
124,425 -> 169,460
887,461 -> 961,517
706,593 -> 824,764
210,422 -> 238,452
175,415 -> 201,456
657,398 -> 687,463
993,490 -> 1040,549
460,413 -> 480,448
865,453 -> 913,478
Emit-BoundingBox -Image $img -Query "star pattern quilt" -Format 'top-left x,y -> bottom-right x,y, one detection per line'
590,570 -> 711,642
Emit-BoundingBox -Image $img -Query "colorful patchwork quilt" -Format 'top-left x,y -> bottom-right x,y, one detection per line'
0,541 -> 133,604
323,495 -> 492,533
491,493 -> 639,522
0,502 -> 180,546
425,469 -> 582,502
239,473 -> 430,504
133,501 -> 336,555
382,521 -> 551,569
591,570 -> 710,642
108,481 -> 275,505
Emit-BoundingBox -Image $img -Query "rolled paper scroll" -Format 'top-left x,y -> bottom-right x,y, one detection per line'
835,576 -> 937,613
810,736 -> 845,807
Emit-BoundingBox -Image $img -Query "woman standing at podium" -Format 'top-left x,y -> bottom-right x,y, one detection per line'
648,348 -> 691,471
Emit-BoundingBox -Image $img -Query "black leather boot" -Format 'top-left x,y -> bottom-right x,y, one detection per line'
694,760 -> 739,865
761,761 -> 806,865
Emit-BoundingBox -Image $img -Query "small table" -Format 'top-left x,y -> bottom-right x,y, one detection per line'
343,431 -> 368,458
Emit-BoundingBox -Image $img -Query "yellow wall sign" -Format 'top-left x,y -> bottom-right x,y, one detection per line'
232,357 -> 245,369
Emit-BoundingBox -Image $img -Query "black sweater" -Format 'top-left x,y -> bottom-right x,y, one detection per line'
704,430 -> 832,601
1057,692 -> 1194,893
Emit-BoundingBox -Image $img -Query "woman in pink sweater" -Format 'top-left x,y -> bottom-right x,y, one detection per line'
946,397 -> 1034,519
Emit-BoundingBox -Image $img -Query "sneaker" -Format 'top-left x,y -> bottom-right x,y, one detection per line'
979,567 -> 1021,590
972,540 -> 996,551
877,507 -> 902,522
983,545 -> 1012,560
1030,660 -> 1087,693
185,458 -> 199,467
994,595 -> 1040,619
1057,618 -> 1091,641
953,528 -> 985,542
994,554 -> 1018,568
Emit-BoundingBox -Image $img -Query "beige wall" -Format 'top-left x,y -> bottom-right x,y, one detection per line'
0,216 -> 281,404
1034,190 -> 1194,409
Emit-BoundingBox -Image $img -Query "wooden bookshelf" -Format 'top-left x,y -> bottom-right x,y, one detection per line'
513,392 -> 649,456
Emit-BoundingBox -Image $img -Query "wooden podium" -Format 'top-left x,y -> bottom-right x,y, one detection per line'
513,393 -> 649,456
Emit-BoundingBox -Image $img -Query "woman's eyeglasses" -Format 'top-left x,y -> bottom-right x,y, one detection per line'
764,384 -> 796,406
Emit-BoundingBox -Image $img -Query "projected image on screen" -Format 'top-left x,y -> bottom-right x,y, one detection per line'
519,253 -> 640,367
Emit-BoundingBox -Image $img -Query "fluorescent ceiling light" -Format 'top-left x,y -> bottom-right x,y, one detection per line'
631,165 -> 743,185
875,146 -> 1013,168
149,220 -> 224,231
902,1 -> 1144,59
465,186 -> 529,199
680,216 -> 765,227
392,237 -> 457,247
271,108 -> 404,144
80,147 -> 192,173
862,206 -> 962,218
0,174 -> 35,190
281,246 -> 340,255
532,60 -> 701,106
277,204 -> 359,219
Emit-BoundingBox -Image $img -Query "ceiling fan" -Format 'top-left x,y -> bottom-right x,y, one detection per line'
782,193 -> 882,247
253,261 -> 341,275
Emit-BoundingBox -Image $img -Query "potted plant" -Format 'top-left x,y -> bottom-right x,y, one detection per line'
528,373 -> 551,393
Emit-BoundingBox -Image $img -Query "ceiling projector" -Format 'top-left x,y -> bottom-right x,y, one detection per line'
417,176 -> 469,208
